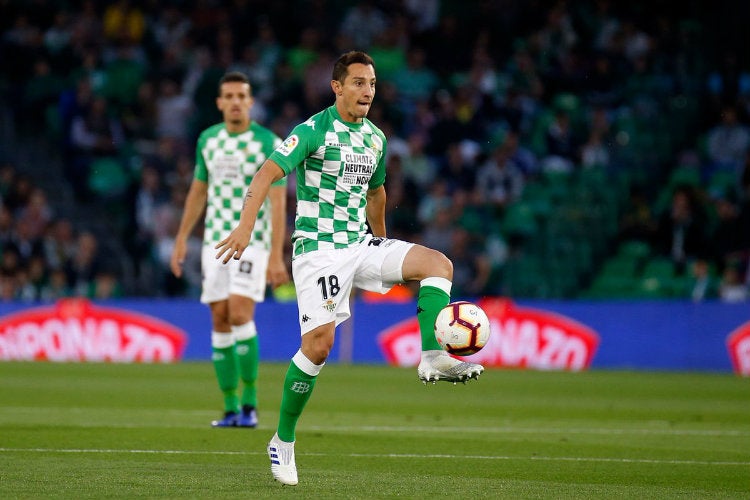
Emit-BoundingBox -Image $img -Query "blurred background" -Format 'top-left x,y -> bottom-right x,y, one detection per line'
0,0 -> 749,303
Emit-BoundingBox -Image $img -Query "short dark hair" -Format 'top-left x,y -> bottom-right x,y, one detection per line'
332,51 -> 375,82
218,71 -> 251,95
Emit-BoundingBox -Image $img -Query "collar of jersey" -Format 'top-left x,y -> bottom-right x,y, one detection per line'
224,122 -> 254,136
330,106 -> 364,129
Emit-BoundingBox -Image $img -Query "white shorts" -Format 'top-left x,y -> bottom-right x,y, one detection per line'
292,234 -> 414,334
200,245 -> 270,304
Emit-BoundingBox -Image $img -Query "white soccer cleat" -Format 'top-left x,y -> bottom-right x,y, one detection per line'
268,433 -> 298,486
417,350 -> 484,384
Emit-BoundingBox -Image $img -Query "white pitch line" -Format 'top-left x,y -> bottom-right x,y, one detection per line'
0,448 -> 747,467
305,425 -> 750,437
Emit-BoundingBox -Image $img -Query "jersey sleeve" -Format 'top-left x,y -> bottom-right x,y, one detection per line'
268,135 -> 287,187
269,121 -> 318,176
194,131 -> 209,182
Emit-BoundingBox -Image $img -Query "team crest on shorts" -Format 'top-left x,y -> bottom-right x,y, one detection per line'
322,299 -> 336,312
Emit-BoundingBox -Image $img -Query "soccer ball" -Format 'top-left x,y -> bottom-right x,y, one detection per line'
434,301 -> 491,356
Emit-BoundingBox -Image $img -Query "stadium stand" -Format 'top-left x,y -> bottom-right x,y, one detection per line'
0,0 -> 748,302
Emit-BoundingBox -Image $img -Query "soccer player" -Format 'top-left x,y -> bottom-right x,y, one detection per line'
170,71 -> 288,428
215,51 -> 483,485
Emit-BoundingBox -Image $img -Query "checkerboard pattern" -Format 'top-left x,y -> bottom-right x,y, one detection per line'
195,122 -> 282,250
270,106 -> 387,257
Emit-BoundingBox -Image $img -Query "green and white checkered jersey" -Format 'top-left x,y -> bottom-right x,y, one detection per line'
269,105 -> 387,257
195,122 -> 284,250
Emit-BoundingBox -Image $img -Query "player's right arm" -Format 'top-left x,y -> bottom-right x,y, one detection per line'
170,178 -> 208,277
215,160 -> 285,263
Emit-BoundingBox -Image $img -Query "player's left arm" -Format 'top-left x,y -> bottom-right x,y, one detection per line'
366,185 -> 387,238
267,183 -> 289,287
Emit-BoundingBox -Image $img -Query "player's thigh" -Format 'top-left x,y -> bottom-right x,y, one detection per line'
353,236 -> 414,292
400,244 -> 452,282
292,248 -> 357,335
201,246 -> 230,304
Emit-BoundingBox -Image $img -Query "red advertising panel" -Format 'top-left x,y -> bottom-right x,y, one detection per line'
726,320 -> 750,376
0,299 -> 187,362
378,297 -> 599,371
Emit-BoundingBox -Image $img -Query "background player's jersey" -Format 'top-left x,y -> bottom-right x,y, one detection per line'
269,105 -> 387,257
195,122 -> 284,250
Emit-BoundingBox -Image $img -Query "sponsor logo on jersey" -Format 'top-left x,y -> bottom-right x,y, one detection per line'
342,151 -> 376,186
277,134 -> 299,156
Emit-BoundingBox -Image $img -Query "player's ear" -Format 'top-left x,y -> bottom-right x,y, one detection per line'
215,96 -> 222,111
331,80 -> 342,96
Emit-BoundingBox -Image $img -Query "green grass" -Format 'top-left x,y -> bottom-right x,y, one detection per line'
0,362 -> 748,499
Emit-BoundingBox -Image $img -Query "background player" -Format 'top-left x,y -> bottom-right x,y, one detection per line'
171,71 -> 288,428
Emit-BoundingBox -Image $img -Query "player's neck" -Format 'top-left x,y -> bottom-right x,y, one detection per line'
225,119 -> 251,134
334,103 -> 364,125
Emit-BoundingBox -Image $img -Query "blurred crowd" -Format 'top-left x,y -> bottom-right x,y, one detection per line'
1,0 -> 749,302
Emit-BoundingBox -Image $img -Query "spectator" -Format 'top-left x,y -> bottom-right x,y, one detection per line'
718,260 -> 748,303
65,231 -> 102,296
475,142 -> 525,209
155,77 -> 193,142
706,105 -> 750,180
391,47 -> 440,109
449,227 -> 493,298
68,96 -> 126,198
653,185 -> 710,275
15,187 -> 53,241
686,258 -> 719,302
338,0 -> 388,50
42,217 -> 76,271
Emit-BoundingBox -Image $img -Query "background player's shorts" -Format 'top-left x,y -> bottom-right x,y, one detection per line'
292,234 -> 414,334
200,245 -> 270,304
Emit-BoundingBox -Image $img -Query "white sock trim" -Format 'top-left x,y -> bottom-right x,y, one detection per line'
420,277 -> 452,295
232,321 -> 257,341
211,331 -> 234,349
292,349 -> 325,376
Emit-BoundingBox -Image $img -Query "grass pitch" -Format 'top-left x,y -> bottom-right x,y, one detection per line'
0,361 -> 748,499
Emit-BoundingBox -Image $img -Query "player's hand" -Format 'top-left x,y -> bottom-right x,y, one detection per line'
267,256 -> 290,288
215,228 -> 250,264
170,239 -> 187,278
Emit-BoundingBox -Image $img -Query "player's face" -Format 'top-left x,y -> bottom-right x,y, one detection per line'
217,82 -> 253,130
333,63 -> 376,123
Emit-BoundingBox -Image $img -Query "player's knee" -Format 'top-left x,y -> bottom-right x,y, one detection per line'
431,250 -> 453,280
301,327 -> 335,364
306,345 -> 330,365
228,311 -> 252,326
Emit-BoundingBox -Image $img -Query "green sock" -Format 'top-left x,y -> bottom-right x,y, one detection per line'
277,360 -> 317,442
236,336 -> 259,409
212,344 -> 239,413
417,284 -> 450,351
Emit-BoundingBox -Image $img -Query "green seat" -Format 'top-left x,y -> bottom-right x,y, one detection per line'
642,257 -> 675,279
668,166 -> 701,188
501,202 -> 538,238
88,157 -> 130,198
